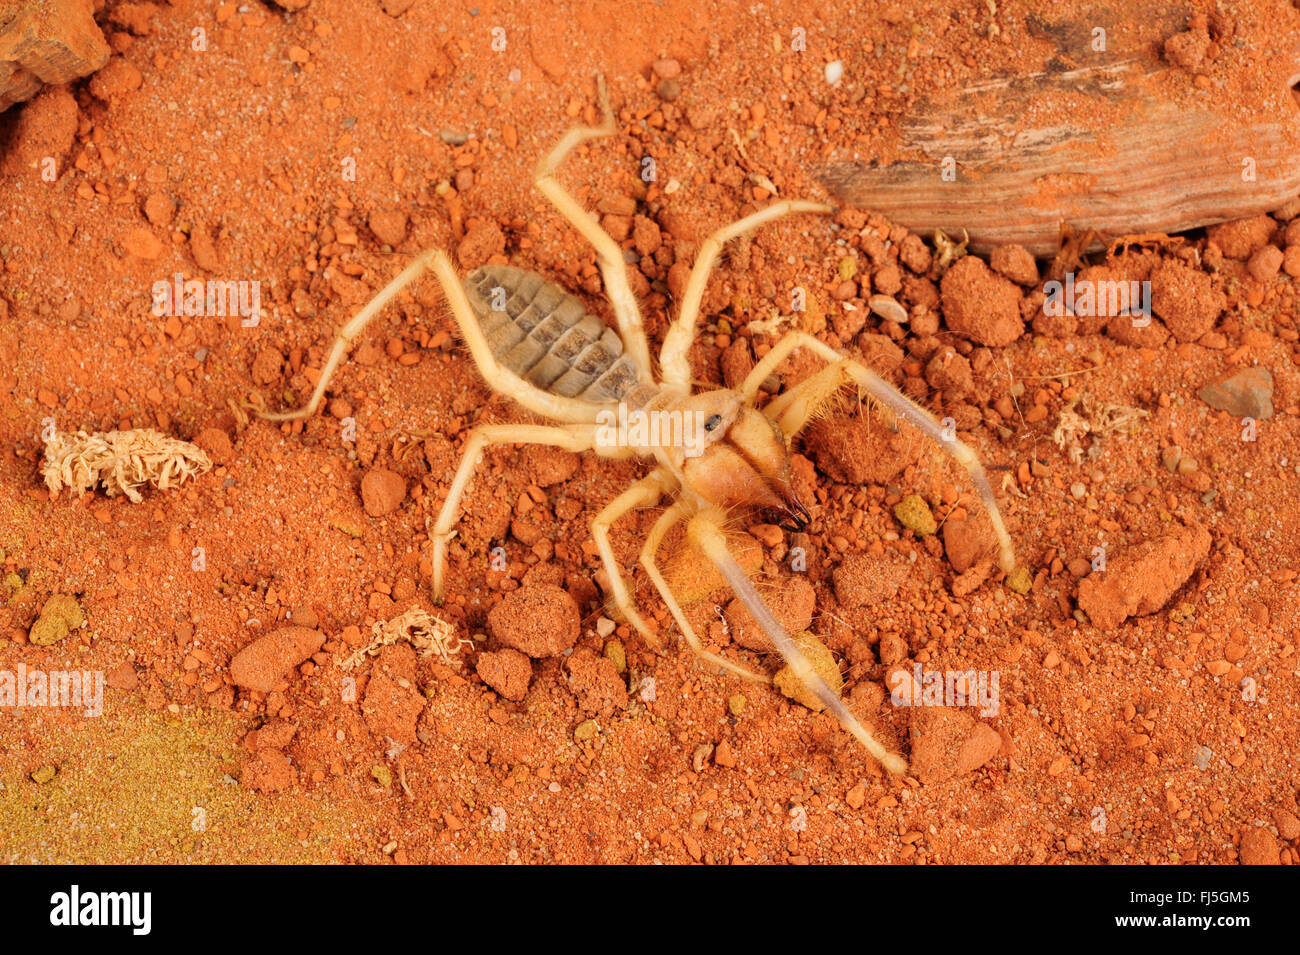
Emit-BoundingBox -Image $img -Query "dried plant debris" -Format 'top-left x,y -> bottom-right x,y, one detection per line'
341,607 -> 471,670
932,227 -> 969,276
1052,393 -> 1149,464
41,429 -> 213,502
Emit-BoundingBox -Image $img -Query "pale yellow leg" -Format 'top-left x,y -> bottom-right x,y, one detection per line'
687,510 -> 908,776
590,469 -> 671,639
638,502 -> 769,683
739,325 -> 827,405
254,248 -> 609,425
429,251 -> 610,424
746,331 -> 1019,576
255,250 -> 440,420
432,423 -> 595,600
533,76 -> 653,381
760,359 -> 854,434
658,200 -> 833,393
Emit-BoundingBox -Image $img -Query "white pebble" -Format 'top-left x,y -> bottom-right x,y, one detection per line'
868,294 -> 908,325
825,60 -> 843,84
639,677 -> 657,703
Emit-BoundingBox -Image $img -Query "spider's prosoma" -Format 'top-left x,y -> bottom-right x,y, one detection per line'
256,82 -> 1022,775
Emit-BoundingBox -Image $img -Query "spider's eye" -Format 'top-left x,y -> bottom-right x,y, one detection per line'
704,414 -> 722,432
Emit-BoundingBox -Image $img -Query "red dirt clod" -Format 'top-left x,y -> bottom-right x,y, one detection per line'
1238,827 -> 1281,866
566,647 -> 627,718
230,627 -> 326,692
361,468 -> 406,517
475,648 -> 532,701
940,255 -> 1025,347
1076,523 -> 1212,630
1150,260 -> 1225,342
487,584 -> 579,658
833,553 -> 907,609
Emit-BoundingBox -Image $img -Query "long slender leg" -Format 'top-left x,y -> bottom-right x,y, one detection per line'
760,359 -> 853,433
533,77 -> 653,381
687,510 -> 908,775
739,324 -> 823,405
658,200 -> 833,392
428,251 -> 608,424
432,423 -> 595,600
254,248 -> 608,425
590,469 -> 671,639
638,502 -> 769,683
746,330 -> 1019,575
256,250 -> 440,420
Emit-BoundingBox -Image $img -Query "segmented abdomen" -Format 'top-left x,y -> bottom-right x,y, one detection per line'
462,265 -> 643,404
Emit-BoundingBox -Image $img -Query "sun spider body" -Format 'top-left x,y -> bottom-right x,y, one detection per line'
256,80 -> 1022,776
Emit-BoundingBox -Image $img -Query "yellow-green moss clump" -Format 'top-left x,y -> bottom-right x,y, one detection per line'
29,595 -> 84,646
1006,566 -> 1033,594
773,633 -> 843,711
894,494 -> 937,535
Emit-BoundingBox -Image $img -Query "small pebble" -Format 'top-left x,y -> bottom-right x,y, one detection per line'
361,468 -> 406,517
1197,366 -> 1274,420
603,639 -> 626,674
369,209 -> 408,247
639,677 -> 657,703
1006,566 -> 1032,594
652,58 -> 681,79
868,295 -> 908,325
825,60 -> 843,84
893,494 -> 937,535
29,595 -> 84,646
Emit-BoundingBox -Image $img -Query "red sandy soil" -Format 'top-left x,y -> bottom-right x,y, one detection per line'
1,0 -> 1297,863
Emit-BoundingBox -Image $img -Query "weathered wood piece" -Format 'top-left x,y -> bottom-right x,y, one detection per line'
819,12 -> 1300,255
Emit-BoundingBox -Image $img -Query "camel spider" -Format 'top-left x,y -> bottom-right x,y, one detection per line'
255,81 -> 1021,776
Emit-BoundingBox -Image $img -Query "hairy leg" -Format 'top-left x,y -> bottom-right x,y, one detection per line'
256,250 -> 440,420
659,200 -> 832,392
758,359 -> 853,433
638,502 -> 768,682
590,469 -> 673,641
533,76 -> 653,380
746,331 -> 1019,576
687,510 -> 908,775
431,423 -> 595,601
